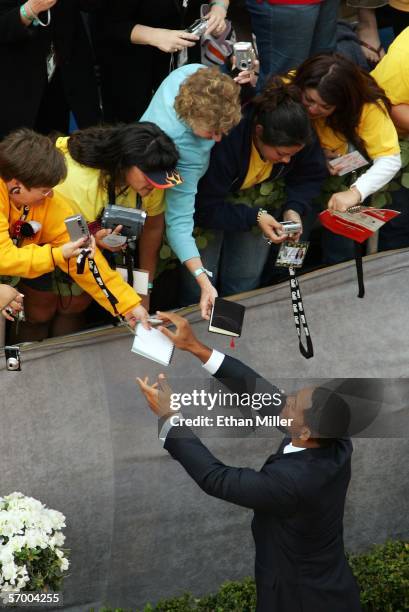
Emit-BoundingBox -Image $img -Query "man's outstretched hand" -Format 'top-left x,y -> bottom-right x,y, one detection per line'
154,311 -> 212,363
136,373 -> 174,419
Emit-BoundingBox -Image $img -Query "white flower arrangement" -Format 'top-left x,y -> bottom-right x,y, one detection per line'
0,492 -> 69,593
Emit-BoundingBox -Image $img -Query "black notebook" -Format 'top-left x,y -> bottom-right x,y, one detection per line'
208,298 -> 245,337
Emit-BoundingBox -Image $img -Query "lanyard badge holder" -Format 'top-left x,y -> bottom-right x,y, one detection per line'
275,241 -> 314,359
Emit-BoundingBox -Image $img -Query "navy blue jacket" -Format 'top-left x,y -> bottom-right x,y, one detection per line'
165,355 -> 362,612
194,105 -> 328,232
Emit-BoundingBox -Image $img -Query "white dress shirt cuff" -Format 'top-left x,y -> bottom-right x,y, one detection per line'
159,413 -> 182,446
202,349 -> 225,374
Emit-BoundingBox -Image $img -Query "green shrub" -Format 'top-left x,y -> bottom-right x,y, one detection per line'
95,540 -> 408,612
348,540 -> 409,612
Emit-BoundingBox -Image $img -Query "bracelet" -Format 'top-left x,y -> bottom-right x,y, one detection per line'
209,1 -> 228,10
192,267 -> 213,278
257,208 -> 268,223
20,3 -> 34,21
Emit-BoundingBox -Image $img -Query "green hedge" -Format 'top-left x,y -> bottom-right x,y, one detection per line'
93,540 -> 408,612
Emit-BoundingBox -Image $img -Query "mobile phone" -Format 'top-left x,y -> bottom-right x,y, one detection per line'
64,214 -> 91,247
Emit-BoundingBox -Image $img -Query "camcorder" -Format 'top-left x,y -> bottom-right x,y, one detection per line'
185,18 -> 208,37
233,42 -> 256,71
102,205 -> 147,240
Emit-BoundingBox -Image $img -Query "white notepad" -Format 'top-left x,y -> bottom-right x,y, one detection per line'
131,324 -> 174,366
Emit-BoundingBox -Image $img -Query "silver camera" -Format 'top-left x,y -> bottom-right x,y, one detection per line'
64,214 -> 91,247
102,205 -> 147,240
280,221 -> 302,234
5,346 -> 21,371
185,18 -> 208,37
233,42 -> 256,71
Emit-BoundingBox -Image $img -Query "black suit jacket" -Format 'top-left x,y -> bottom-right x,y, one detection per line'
0,0 -> 101,137
164,355 -> 361,612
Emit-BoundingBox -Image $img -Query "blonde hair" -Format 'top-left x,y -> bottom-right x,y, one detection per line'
174,67 -> 241,134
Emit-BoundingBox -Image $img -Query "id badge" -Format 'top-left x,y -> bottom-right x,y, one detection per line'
177,48 -> 188,67
275,241 -> 309,269
116,267 -> 149,295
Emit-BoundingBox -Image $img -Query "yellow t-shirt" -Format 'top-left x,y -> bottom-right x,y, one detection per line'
312,101 -> 400,159
389,0 -> 409,11
54,137 -> 165,222
371,27 -> 409,105
241,140 -> 273,190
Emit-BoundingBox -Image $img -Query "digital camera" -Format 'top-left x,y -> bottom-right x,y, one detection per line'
185,18 -> 208,37
102,206 -> 147,240
233,42 -> 256,71
280,221 -> 302,234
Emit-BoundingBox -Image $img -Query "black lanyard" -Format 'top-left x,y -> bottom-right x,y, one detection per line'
289,267 -> 314,359
76,251 -> 119,315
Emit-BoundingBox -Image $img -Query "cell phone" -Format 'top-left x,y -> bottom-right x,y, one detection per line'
64,214 -> 91,247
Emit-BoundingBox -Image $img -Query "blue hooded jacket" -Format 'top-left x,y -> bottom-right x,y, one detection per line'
141,64 -> 218,263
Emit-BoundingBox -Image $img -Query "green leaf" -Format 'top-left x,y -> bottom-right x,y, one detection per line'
196,236 -> 208,250
372,192 -> 388,207
159,245 -> 171,260
400,172 -> 409,189
259,181 -> 273,196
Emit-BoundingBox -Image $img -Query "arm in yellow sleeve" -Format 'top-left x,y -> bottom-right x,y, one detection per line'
0,208 -> 63,278
42,193 -> 141,316
54,247 -> 142,316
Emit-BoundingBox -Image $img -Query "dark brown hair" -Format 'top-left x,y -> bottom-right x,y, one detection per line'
0,128 -> 67,188
252,76 -> 313,146
292,53 -> 391,153
67,122 -> 179,189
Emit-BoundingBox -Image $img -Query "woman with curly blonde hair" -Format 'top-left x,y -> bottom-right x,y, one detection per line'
142,64 -> 242,320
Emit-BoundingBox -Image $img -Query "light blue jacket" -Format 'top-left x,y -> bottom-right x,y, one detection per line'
141,64 -> 216,263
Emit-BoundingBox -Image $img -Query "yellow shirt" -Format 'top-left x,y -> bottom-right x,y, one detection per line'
0,180 -> 140,314
241,140 -> 273,190
371,27 -> 409,105
312,102 -> 400,159
389,0 -> 409,11
54,137 -> 165,222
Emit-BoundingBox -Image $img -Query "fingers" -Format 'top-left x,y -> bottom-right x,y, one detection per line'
158,373 -> 172,395
113,225 -> 123,235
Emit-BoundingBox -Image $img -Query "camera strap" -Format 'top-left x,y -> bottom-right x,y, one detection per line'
288,267 -> 314,359
354,241 -> 365,298
76,251 -> 119,314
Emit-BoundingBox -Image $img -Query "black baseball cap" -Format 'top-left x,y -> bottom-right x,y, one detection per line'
143,168 -> 183,189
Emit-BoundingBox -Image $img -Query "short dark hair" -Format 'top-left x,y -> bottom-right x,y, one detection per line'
0,128 -> 67,188
252,76 -> 313,147
304,386 -> 351,443
67,122 -> 179,188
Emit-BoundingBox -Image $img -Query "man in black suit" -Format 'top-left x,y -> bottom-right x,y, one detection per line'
137,311 -> 362,612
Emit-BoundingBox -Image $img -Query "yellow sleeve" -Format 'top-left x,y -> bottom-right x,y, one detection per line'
371,31 -> 409,105
0,184 -> 62,278
358,103 -> 401,159
44,193 -> 141,315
